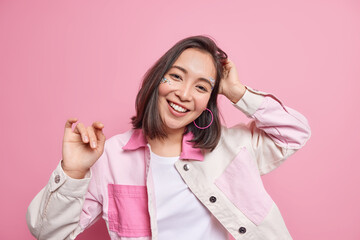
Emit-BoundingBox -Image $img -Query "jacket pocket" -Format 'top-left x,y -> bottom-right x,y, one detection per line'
108,184 -> 151,237
214,147 -> 273,225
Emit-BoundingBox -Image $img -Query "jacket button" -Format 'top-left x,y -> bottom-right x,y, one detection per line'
239,227 -> 246,234
209,196 -> 217,203
54,175 -> 60,183
183,164 -> 190,171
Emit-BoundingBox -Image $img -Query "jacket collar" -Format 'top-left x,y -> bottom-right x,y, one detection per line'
122,129 -> 204,161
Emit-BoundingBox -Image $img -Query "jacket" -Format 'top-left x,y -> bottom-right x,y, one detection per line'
26,86 -> 311,240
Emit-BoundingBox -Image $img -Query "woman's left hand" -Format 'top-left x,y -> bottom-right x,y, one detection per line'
219,59 -> 247,103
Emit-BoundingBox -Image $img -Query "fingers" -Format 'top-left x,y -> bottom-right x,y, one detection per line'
87,126 -> 98,149
74,122 -> 89,143
65,118 -> 105,148
92,121 -> 104,129
85,122 -> 105,149
223,60 -> 233,70
93,121 -> 106,143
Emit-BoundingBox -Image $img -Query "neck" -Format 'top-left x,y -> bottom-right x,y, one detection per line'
147,127 -> 185,157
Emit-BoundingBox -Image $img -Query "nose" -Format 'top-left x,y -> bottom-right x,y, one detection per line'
175,83 -> 192,102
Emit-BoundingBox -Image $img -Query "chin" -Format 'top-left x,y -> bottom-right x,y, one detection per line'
163,121 -> 188,132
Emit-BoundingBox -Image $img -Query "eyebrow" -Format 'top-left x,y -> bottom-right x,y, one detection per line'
171,65 -> 214,87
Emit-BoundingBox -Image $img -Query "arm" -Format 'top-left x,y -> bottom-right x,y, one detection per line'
26,161 -> 102,240
26,118 -> 106,239
232,86 -> 311,174
220,60 -> 311,174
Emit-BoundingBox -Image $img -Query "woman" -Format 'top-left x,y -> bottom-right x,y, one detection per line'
27,35 -> 311,240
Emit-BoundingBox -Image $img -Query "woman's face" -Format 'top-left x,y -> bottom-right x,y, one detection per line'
158,48 -> 216,134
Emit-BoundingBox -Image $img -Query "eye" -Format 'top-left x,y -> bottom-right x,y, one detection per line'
196,85 -> 209,92
170,73 -> 182,80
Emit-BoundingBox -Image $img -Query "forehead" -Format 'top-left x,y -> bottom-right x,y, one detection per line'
172,48 -> 216,79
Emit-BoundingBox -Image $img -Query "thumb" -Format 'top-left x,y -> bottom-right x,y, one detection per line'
64,118 -> 78,135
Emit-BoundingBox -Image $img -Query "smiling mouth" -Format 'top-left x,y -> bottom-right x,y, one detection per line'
168,101 -> 189,113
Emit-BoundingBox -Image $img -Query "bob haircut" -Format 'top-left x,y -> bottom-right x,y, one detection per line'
131,35 -> 228,151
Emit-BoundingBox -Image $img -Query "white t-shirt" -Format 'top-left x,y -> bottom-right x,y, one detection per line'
149,149 -> 229,240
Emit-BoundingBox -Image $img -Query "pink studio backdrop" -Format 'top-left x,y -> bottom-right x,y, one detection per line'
1,0 -> 359,239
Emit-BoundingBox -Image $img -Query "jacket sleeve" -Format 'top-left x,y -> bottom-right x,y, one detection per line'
26,160 -> 102,240
231,85 -> 311,175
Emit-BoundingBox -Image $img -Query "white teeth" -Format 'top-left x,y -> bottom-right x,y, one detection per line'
170,102 -> 187,113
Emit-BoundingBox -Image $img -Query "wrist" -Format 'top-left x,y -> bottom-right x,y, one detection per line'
227,84 -> 247,104
61,161 -> 89,179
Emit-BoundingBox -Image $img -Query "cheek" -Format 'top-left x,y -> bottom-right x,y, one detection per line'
158,84 -> 167,96
158,81 -> 174,97
194,95 -> 211,111
157,85 -> 171,111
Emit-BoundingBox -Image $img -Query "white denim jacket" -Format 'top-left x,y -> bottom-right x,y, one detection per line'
27,86 -> 311,240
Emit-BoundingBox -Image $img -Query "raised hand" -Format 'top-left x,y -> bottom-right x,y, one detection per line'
219,59 -> 247,103
61,118 -> 106,179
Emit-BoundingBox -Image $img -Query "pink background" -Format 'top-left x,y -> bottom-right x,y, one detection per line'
1,0 -> 359,239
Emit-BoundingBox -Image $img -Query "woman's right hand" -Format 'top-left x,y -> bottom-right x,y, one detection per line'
61,118 -> 106,179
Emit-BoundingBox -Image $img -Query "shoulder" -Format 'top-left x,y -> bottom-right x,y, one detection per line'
212,123 -> 255,155
104,129 -> 135,150
220,123 -> 253,143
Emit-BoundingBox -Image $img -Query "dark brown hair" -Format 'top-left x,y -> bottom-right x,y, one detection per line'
131,35 -> 228,151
